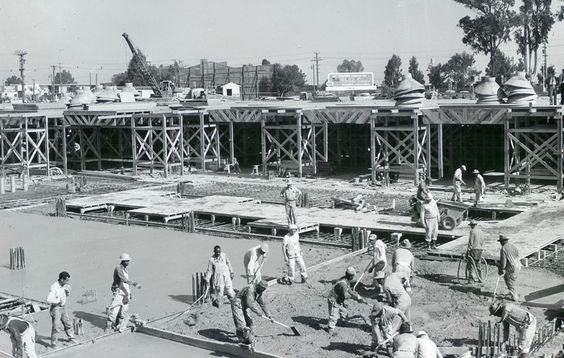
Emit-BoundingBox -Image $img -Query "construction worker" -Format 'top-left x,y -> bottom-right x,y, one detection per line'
46,271 -> 77,347
244,243 -> 269,284
280,179 -> 302,225
0,314 -> 37,358
473,169 -> 486,205
415,178 -> 433,218
281,224 -> 307,284
107,253 -> 141,333
451,165 -> 466,202
369,301 -> 409,354
489,301 -> 537,358
325,266 -> 365,335
204,245 -> 235,307
390,322 -> 417,358
368,235 -> 387,289
230,280 -> 273,345
416,331 -> 443,358
466,219 -> 485,282
420,193 -> 440,250
392,239 -> 415,278
498,235 -> 522,301
547,72 -> 557,105
559,68 -> 564,105
380,271 -> 412,318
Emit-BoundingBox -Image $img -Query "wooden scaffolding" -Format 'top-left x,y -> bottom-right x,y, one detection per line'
0,114 -> 51,176
504,106 -> 564,190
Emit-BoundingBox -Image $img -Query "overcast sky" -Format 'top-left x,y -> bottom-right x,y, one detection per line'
1,0 -> 564,85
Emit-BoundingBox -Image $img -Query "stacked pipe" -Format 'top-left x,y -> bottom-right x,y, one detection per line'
191,272 -> 209,305
9,247 -> 25,270
73,318 -> 84,336
474,77 -> 502,104
81,289 -> 97,304
351,228 -> 370,251
393,74 -> 425,107
502,72 -> 537,105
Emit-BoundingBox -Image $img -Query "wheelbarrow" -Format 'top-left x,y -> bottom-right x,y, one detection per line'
436,199 -> 471,230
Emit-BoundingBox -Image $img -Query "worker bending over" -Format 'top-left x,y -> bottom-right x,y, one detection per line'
244,243 -> 269,284
230,280 -> 273,345
390,322 -> 418,358
392,239 -> 415,280
376,271 -> 412,319
325,266 -> 365,335
369,301 -> 409,354
204,245 -> 235,307
489,301 -> 537,358
281,224 -> 307,284
416,331 -> 443,358
0,314 -> 37,358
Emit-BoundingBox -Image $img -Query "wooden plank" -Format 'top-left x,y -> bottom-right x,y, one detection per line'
138,326 -> 283,358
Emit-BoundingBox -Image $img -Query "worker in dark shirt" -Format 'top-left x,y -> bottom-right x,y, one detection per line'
498,235 -> 522,301
466,219 -> 485,282
0,314 -> 37,358
325,266 -> 365,335
230,280 -> 273,344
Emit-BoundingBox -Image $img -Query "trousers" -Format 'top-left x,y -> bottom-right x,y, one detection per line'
466,249 -> 483,281
50,305 -> 73,344
327,297 -> 348,329
452,182 -> 462,202
424,217 -> 438,242
286,255 -> 307,281
107,289 -> 130,331
285,200 -> 297,225
504,270 -> 520,301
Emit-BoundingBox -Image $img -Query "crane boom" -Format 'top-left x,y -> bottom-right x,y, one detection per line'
121,33 -> 163,97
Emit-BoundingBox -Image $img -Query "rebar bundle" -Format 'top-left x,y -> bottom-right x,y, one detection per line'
9,247 -> 25,270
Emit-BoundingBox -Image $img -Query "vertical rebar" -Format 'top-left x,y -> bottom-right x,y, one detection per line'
478,323 -> 483,358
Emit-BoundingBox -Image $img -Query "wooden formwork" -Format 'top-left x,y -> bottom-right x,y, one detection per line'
180,112 -> 223,171
0,114 -> 51,176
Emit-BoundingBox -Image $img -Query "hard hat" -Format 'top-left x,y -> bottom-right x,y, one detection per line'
368,234 -> 378,240
473,169 -> 480,174
120,253 -> 132,261
345,266 -> 356,276
400,239 -> 412,249
425,192 -> 433,200
416,330 -> 428,338
288,224 -> 298,230
0,314 -> 8,330
260,243 -> 269,253
461,165 -> 467,171
374,270 -> 386,279
371,302 -> 384,315
257,280 -> 269,290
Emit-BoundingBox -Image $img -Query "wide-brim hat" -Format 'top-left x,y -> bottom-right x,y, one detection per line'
498,235 -> 510,242
400,239 -> 412,248
416,330 -> 428,338
260,242 -> 270,253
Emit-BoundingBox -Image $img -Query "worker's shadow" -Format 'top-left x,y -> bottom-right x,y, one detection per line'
198,328 -> 238,343
444,337 -> 478,346
34,333 -> 52,349
72,311 -> 108,330
291,315 -> 326,331
321,341 -> 368,355
169,294 -> 193,304
448,284 -> 493,298
418,273 -> 459,285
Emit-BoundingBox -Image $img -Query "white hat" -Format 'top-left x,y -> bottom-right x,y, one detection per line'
345,266 -> 356,276
473,169 -> 480,174
416,331 -> 428,338
120,253 -> 132,261
461,165 -> 467,171
289,224 -> 298,230
260,243 -> 269,253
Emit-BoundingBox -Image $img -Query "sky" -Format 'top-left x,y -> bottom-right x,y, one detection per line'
2,0 -> 564,86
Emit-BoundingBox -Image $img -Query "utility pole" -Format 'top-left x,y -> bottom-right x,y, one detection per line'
51,65 -> 56,95
200,59 -> 205,88
311,64 -> 316,95
15,50 -> 27,102
311,52 -> 322,92
543,43 -> 548,91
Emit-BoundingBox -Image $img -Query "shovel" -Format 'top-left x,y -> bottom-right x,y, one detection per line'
262,316 -> 301,336
492,274 -> 503,302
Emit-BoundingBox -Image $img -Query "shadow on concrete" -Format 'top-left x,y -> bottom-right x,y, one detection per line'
198,328 -> 237,343
169,294 -> 193,304
321,341 -> 368,355
291,315 -> 326,331
448,284 -> 492,298
418,273 -> 459,285
72,311 -> 108,330
34,333 -> 52,349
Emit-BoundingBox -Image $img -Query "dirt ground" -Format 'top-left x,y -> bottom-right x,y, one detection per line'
158,252 -> 563,358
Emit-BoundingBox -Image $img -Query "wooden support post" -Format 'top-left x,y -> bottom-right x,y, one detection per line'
45,116 -> 50,177
297,113 -> 303,178
229,121 -> 235,164
323,122 -> 329,162
179,115 -> 184,176
79,128 -> 86,170
504,119 -> 510,189
311,123 -> 317,175
24,118 -> 30,178
558,115 -> 563,191
413,114 -> 419,186
0,177 -> 4,194
426,124 -> 432,178
199,112 -> 206,171
10,176 -> 16,193
96,127 -> 102,170
162,114 -> 168,178
438,124 -> 443,179
131,118 -> 137,176
370,116 -> 376,182
261,117 -> 267,175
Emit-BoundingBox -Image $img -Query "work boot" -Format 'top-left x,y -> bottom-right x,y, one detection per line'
327,328 -> 337,336
431,242 -> 437,250
302,276 -> 307,284
427,242 -> 432,250
68,337 -> 79,344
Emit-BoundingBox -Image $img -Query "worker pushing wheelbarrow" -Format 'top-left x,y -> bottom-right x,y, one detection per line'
410,196 -> 471,231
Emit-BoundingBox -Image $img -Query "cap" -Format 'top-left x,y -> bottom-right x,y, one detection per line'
461,165 -> 467,171
400,239 -> 412,249
473,169 -> 480,174
469,219 -> 478,226
257,280 -> 269,290
416,331 -> 428,338
260,243 -> 269,253
120,253 -> 132,261
368,234 -> 378,241
371,302 -> 385,315
498,235 -> 510,242
0,314 -> 8,329
345,266 -> 356,276
288,224 -> 298,230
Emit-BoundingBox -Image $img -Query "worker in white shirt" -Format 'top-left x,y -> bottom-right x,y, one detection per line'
0,314 -> 37,358
416,331 -> 443,358
473,169 -> 486,205
244,243 -> 269,284
47,271 -> 77,347
451,165 -> 466,202
107,253 -> 141,333
281,224 -> 308,284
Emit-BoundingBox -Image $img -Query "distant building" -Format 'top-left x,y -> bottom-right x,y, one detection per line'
220,82 -> 241,97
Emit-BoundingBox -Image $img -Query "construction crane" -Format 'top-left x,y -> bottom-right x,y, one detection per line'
122,33 -> 163,98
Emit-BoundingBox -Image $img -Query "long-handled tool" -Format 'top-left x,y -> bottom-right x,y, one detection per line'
262,316 -> 300,336
152,285 -> 210,325
353,259 -> 374,291
492,274 -> 503,302
354,259 -> 385,291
